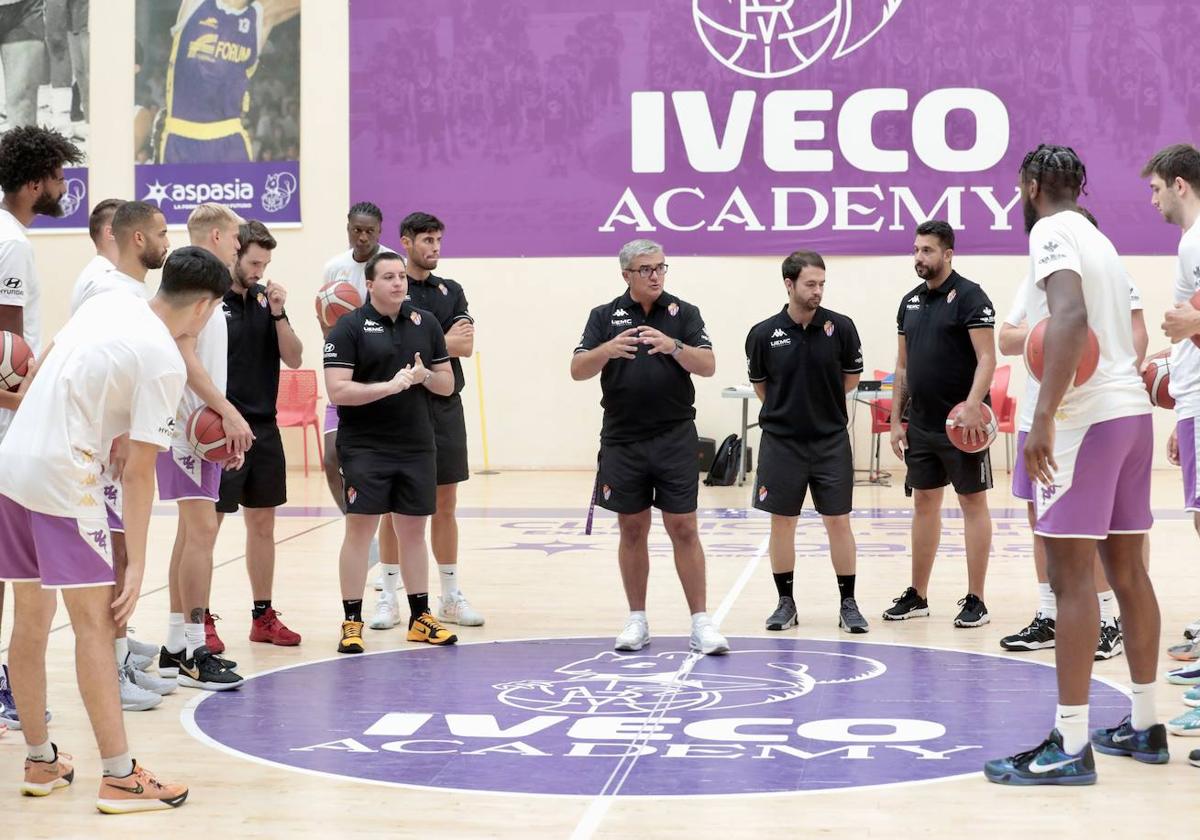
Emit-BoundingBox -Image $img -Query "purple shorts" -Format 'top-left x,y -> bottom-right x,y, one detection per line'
156,447 -> 220,502
102,480 -> 123,533
0,494 -> 115,588
1011,430 -> 1033,502
324,403 -> 339,434
1178,417 -> 1200,512
1033,414 -> 1153,539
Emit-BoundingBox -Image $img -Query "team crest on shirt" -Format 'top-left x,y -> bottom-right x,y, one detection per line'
347,487 -> 358,505
256,292 -> 268,308
823,320 -> 834,337
410,311 -> 422,326
758,486 -> 768,501
947,290 -> 957,303
602,484 -> 611,501
438,283 -> 448,296
668,302 -> 679,317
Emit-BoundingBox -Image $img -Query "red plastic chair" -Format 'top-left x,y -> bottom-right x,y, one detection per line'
990,364 -> 1017,471
276,369 -> 324,476
869,369 -> 903,481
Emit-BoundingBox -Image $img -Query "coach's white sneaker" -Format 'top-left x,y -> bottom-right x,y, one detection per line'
690,616 -> 730,656
118,666 -> 162,712
125,633 -> 160,664
123,655 -> 176,696
438,592 -> 485,626
369,595 -> 399,630
615,615 -> 651,651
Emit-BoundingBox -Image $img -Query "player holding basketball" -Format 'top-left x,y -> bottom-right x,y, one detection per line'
986,145 -> 1165,786
323,251 -> 458,654
571,239 -> 729,656
0,245 -> 231,812
745,250 -> 869,634
886,220 -> 996,628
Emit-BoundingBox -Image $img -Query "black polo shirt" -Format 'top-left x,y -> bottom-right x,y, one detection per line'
574,289 -> 712,445
746,305 -> 863,440
896,271 -> 995,431
322,299 -> 450,452
405,273 -> 471,397
223,283 -> 281,424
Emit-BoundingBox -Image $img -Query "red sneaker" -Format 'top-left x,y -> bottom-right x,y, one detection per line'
249,608 -> 301,646
203,610 -> 226,655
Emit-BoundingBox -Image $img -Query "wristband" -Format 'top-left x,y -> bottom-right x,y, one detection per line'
271,308 -> 288,322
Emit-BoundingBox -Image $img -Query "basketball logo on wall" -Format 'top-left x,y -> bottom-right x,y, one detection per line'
692,0 -> 904,79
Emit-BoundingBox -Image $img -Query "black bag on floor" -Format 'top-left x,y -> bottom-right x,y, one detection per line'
704,434 -> 741,486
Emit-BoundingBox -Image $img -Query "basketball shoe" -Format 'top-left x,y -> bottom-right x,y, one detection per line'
21,746 -> 73,797
883,587 -> 929,620
984,729 -> 1096,785
177,647 -> 243,691
1095,618 -> 1124,661
1183,686 -> 1200,708
1167,708 -> 1200,736
1169,638 -> 1200,662
125,631 -> 161,662
124,655 -> 176,696
1185,617 -> 1200,640
953,594 -> 989,628
369,595 -> 399,630
96,762 -> 188,814
839,598 -> 869,634
158,646 -> 237,678
765,596 -> 797,631
438,592 -> 484,626
1166,662 -> 1200,685
203,610 -> 226,655
1001,614 -> 1056,650
690,616 -> 730,656
1091,716 -> 1170,762
1191,748 -> 1200,768
407,613 -> 458,645
614,615 -> 650,651
117,664 -> 162,711
249,609 -> 301,646
338,620 -> 365,654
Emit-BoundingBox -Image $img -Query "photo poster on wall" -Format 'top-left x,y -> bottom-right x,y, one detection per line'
348,0 -> 1186,257
134,0 -> 301,226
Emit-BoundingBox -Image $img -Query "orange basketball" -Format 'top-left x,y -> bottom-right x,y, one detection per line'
1142,354 -> 1173,409
1023,318 -> 1100,386
186,406 -> 233,463
946,402 -> 998,454
315,281 -> 362,328
0,330 -> 32,392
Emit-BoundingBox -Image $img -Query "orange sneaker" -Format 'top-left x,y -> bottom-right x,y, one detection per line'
406,612 -> 458,646
97,762 -> 188,814
21,747 -> 74,796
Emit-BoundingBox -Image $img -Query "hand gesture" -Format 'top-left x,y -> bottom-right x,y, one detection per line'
1163,301 -> 1200,342
410,352 -> 429,385
392,364 -> 416,393
638,326 -> 677,356
266,279 -> 287,316
605,327 -> 639,360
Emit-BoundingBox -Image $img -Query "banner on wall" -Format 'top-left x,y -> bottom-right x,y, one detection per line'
348,0 -> 1186,257
134,0 -> 301,225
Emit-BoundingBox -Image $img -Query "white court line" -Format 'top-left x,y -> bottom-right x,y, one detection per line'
568,535 -> 770,840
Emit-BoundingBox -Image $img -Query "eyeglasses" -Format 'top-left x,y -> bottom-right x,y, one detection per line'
625,263 -> 669,279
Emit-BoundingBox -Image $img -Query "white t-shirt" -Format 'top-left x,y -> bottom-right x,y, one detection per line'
0,294 -> 185,518
1168,220 -> 1200,418
0,208 -> 39,441
1025,210 -> 1150,430
177,305 -> 228,422
321,244 -> 397,302
1007,267 -> 1143,432
68,256 -> 151,314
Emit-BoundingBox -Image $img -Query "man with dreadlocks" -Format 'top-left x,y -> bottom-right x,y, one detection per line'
985,144 -> 1165,786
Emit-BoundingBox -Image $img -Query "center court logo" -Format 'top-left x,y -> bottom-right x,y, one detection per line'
185,636 -> 1128,796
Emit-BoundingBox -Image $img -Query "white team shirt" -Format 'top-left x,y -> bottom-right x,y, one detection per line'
321,244 -> 397,302
69,255 -> 124,313
177,305 -> 228,423
1168,220 -> 1200,418
0,294 -> 185,518
1026,210 -> 1150,430
0,207 -> 38,441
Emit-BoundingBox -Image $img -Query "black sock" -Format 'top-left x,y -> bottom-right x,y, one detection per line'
252,600 -> 271,619
342,599 -> 363,623
773,571 -> 794,599
407,592 -> 429,624
837,574 -> 856,601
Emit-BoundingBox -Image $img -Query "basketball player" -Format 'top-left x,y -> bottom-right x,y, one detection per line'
571,239 -> 729,656
323,251 -> 458,653
886,220 -> 996,628
155,0 -> 299,163
0,125 -> 82,731
156,203 -> 252,691
986,145 -> 1165,785
0,245 -> 230,812
0,0 -> 45,129
44,0 -> 89,138
1000,207 -> 1148,661
215,220 -> 303,646
67,198 -> 122,313
746,250 -> 868,634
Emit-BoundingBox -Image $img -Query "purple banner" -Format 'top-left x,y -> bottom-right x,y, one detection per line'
349,0 -> 1184,257
29,167 -> 89,232
135,161 -> 300,225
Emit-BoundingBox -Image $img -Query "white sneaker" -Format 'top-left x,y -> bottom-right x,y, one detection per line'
118,665 -> 162,711
614,616 -> 650,651
438,592 -> 484,626
1186,617 -> 1200,640
690,619 -> 730,656
369,595 -> 399,630
125,632 -> 160,661
124,656 -> 176,696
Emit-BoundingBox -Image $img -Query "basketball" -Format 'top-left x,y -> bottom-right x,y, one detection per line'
1143,354 -> 1174,408
185,406 -> 234,463
1023,318 -> 1101,386
315,280 -> 362,327
945,401 -> 998,454
0,330 -> 32,392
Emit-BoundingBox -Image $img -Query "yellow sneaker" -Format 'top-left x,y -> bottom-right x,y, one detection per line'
337,620 -> 365,654
21,747 -> 74,796
96,761 -> 187,814
407,612 -> 458,645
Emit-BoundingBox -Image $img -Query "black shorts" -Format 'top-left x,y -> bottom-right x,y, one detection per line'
338,445 -> 436,516
0,0 -> 44,44
904,422 -> 993,495
753,430 -> 853,517
432,394 -> 469,486
217,422 -> 287,513
597,420 -> 699,515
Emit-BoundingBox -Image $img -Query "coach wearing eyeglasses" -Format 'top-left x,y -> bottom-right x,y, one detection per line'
571,239 -> 729,657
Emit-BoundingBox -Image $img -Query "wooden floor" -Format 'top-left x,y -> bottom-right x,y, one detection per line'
2,467 -> 1198,838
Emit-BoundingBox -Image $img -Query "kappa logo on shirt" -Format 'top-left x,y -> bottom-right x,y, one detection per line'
769,327 -> 791,348
906,294 -> 921,310
613,309 -> 628,317
1044,241 -> 1060,253
363,318 -> 384,334
771,328 -> 786,338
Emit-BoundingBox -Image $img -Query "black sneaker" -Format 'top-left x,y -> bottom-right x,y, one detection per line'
159,645 -> 236,677
882,587 -> 929,621
838,597 -> 869,634
1189,748 -> 1200,768
765,596 -> 797,631
176,646 -> 243,691
954,593 -> 989,628
1000,614 -> 1056,651
1095,618 -> 1124,661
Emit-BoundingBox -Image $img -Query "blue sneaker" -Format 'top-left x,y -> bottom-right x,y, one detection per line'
984,729 -> 1097,785
1167,707 -> 1200,737
0,664 -> 52,731
1166,662 -> 1200,685
1183,686 -> 1200,708
1091,715 -> 1170,763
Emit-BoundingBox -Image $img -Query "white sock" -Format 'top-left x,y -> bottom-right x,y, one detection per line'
1098,590 -> 1115,624
101,752 -> 134,778
439,564 -> 460,598
691,611 -> 711,628
184,623 -> 205,658
1037,582 -> 1056,619
114,636 -> 129,667
629,610 -> 647,624
27,740 -> 54,763
1055,703 -> 1089,754
1131,682 -> 1157,731
165,613 -> 185,653
381,564 -> 400,596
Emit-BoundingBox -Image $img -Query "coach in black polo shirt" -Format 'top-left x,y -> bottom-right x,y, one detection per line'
886,220 -> 996,629
571,238 -> 729,657
746,250 -> 869,636
323,251 -> 458,655
217,220 -> 304,646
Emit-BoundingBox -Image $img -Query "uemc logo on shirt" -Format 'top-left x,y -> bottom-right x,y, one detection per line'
611,307 -> 632,326
770,328 -> 791,347
363,318 -> 385,334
